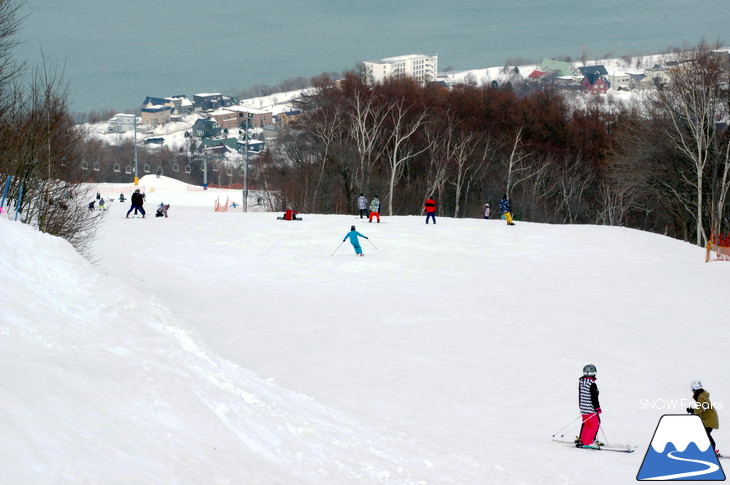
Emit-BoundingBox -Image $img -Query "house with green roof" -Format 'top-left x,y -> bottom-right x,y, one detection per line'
540,58 -> 574,77
197,137 -> 239,153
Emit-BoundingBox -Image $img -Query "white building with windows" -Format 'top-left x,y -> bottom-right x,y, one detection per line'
107,113 -> 137,133
363,54 -> 438,84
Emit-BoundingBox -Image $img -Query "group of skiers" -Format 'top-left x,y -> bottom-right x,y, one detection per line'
356,193 -> 515,226
421,194 -> 515,226
338,193 -> 518,256
89,191 -> 107,211
356,193 -> 381,223
116,189 -> 170,218
576,364 -> 720,454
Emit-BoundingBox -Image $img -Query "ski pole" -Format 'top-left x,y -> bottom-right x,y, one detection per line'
599,423 -> 609,445
552,415 -> 583,438
367,238 -> 377,249
331,241 -> 345,256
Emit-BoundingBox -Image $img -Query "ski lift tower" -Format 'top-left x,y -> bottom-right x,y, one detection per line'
133,116 -> 139,185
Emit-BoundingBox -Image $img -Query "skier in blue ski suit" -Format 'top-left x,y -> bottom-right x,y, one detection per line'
343,225 -> 368,256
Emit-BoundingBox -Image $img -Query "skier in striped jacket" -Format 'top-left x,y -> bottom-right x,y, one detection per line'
577,364 -> 602,447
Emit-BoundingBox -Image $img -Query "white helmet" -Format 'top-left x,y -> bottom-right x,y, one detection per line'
691,380 -> 704,391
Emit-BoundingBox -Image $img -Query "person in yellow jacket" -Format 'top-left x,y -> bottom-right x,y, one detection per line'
687,380 -> 719,454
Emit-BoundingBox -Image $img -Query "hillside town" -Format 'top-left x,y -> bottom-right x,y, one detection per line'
85,50 -> 719,183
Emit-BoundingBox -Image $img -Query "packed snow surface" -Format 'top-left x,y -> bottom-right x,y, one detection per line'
2,175 -> 728,484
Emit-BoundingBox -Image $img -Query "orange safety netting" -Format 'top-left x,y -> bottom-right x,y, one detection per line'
706,231 -> 730,262
214,197 -> 229,212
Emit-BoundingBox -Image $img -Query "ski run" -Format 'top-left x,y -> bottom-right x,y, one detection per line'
2,174 -> 729,484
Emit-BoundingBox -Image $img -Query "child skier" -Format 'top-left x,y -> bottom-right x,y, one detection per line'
482,202 -> 490,219
343,225 -> 369,256
687,380 -> 719,454
577,364 -> 602,448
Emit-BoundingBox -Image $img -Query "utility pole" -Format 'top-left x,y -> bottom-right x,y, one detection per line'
243,112 -> 253,212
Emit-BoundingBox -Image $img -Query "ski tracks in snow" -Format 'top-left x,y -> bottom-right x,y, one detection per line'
154,310 -> 492,483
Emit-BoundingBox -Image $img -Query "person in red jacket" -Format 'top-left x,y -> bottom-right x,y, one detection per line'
282,207 -> 298,220
424,197 -> 436,224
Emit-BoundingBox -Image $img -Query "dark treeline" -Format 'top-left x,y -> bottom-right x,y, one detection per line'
264,44 -> 730,246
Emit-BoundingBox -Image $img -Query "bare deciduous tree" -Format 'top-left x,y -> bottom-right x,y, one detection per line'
384,100 -> 430,216
0,2 -> 104,257
649,44 -> 728,244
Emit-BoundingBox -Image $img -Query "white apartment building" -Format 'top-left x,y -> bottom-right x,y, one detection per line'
107,113 -> 137,133
363,54 -> 438,84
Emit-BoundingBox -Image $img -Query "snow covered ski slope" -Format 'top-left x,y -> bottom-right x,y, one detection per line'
2,175 -> 729,484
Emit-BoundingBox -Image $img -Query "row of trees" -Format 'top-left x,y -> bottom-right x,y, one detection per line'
1,0 -> 104,256
2,0 -> 727,251
263,44 -> 730,246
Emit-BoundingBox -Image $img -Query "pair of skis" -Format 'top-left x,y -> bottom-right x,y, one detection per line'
552,437 -> 636,453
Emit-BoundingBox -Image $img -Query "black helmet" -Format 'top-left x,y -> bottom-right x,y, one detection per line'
351,225 -> 356,230
583,364 -> 597,377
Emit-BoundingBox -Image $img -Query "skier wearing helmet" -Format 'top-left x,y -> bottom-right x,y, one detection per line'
343,225 -> 368,256
687,380 -> 719,454
577,364 -> 602,448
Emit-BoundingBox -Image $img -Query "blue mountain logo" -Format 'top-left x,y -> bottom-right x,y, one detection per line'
637,414 -> 725,480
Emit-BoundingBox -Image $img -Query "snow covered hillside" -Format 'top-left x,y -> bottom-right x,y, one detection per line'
2,175 -> 728,484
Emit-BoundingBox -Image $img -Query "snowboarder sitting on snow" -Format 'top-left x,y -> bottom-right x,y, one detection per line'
687,380 -> 719,454
119,193 -> 125,202
156,203 -> 170,218
343,225 -> 368,256
577,364 -> 603,448
126,189 -> 146,218
282,207 -> 298,220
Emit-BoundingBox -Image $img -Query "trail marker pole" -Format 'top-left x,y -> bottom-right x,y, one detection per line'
14,185 -> 24,221
0,175 -> 12,215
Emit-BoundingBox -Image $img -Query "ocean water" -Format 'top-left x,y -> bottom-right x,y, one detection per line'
13,0 -> 729,113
